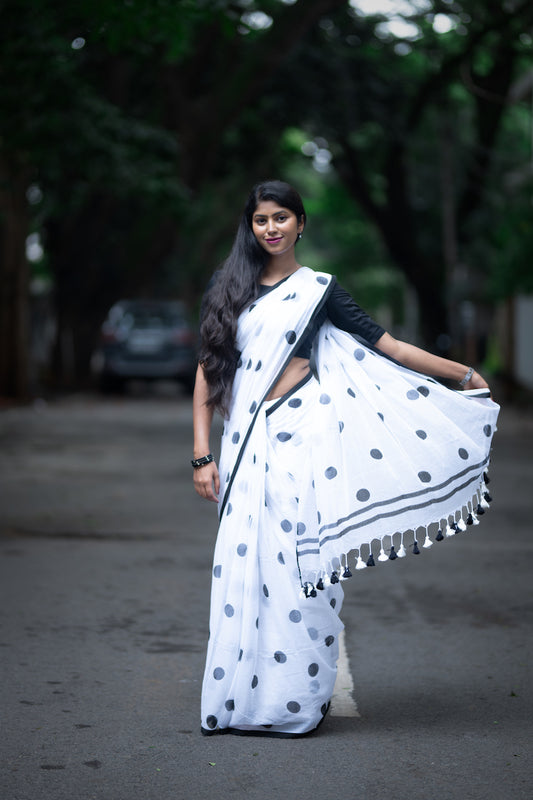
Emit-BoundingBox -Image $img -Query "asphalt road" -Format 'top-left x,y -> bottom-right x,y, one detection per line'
1,385 -> 532,800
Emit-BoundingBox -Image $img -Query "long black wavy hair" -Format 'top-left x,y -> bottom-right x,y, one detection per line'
199,180 -> 306,417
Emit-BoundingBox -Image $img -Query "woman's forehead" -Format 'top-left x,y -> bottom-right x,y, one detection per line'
253,200 -> 293,216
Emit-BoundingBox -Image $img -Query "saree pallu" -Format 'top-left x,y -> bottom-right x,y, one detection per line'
200,267 -> 499,736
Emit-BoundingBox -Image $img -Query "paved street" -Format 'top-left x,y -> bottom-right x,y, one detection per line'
1,387 -> 532,800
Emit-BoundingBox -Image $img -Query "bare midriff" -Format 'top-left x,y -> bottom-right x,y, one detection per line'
265,357 -> 311,401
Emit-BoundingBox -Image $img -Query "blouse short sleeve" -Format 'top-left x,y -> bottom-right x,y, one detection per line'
326,279 -> 385,345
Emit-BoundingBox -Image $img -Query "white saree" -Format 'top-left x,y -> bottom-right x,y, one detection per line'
200,267 -> 499,737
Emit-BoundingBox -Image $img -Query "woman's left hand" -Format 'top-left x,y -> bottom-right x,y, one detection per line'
463,370 -> 490,391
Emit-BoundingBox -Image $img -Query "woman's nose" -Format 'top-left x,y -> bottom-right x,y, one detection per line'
267,219 -> 278,234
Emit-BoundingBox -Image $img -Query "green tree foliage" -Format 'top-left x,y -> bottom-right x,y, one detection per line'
0,0 -> 346,393
1,0 -> 531,396
271,0 -> 533,348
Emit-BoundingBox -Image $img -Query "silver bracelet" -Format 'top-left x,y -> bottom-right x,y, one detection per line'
459,367 -> 474,386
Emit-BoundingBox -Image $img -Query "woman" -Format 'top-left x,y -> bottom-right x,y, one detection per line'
193,180 -> 499,738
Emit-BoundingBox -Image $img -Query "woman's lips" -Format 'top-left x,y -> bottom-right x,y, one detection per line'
266,237 -> 283,243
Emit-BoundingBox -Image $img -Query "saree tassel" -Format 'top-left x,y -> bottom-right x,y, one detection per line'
366,553 -> 376,567
435,529 -> 444,541
342,564 -> 353,579
397,543 -> 407,558
316,577 -> 325,591
330,571 -> 340,584
476,503 -> 485,515
445,522 -> 456,537
483,491 -> 493,504
466,513 -> 474,526
483,471 -> 490,485
355,555 -> 367,570
378,547 -> 389,562
457,517 -> 467,532
412,541 -> 420,555
388,545 -> 398,560
423,532 -> 433,548
471,510 -> 480,525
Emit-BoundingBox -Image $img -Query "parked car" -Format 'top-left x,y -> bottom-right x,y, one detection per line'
92,299 -> 197,393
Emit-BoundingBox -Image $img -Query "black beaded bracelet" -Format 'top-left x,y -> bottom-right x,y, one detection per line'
191,453 -> 214,469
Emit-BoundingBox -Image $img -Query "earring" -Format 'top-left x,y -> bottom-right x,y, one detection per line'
297,232 -> 302,240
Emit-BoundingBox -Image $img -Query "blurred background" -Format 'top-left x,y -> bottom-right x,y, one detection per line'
1,0 -> 532,404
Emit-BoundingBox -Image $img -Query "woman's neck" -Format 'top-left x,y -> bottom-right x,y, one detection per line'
260,256 -> 301,286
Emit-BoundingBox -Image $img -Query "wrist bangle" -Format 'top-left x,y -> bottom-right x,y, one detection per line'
191,453 -> 214,469
459,367 -> 474,386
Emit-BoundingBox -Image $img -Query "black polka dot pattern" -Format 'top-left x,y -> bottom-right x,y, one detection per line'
201,289 -> 498,738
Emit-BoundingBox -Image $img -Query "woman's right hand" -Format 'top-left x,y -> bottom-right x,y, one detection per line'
193,461 -> 220,502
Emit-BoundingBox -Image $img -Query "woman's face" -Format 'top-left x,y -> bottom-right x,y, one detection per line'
252,200 -> 304,257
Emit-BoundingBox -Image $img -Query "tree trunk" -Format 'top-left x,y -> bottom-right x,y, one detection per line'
0,156 -> 30,400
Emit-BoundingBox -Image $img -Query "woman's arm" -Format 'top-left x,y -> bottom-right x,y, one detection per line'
374,332 -> 490,390
192,363 -> 220,502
